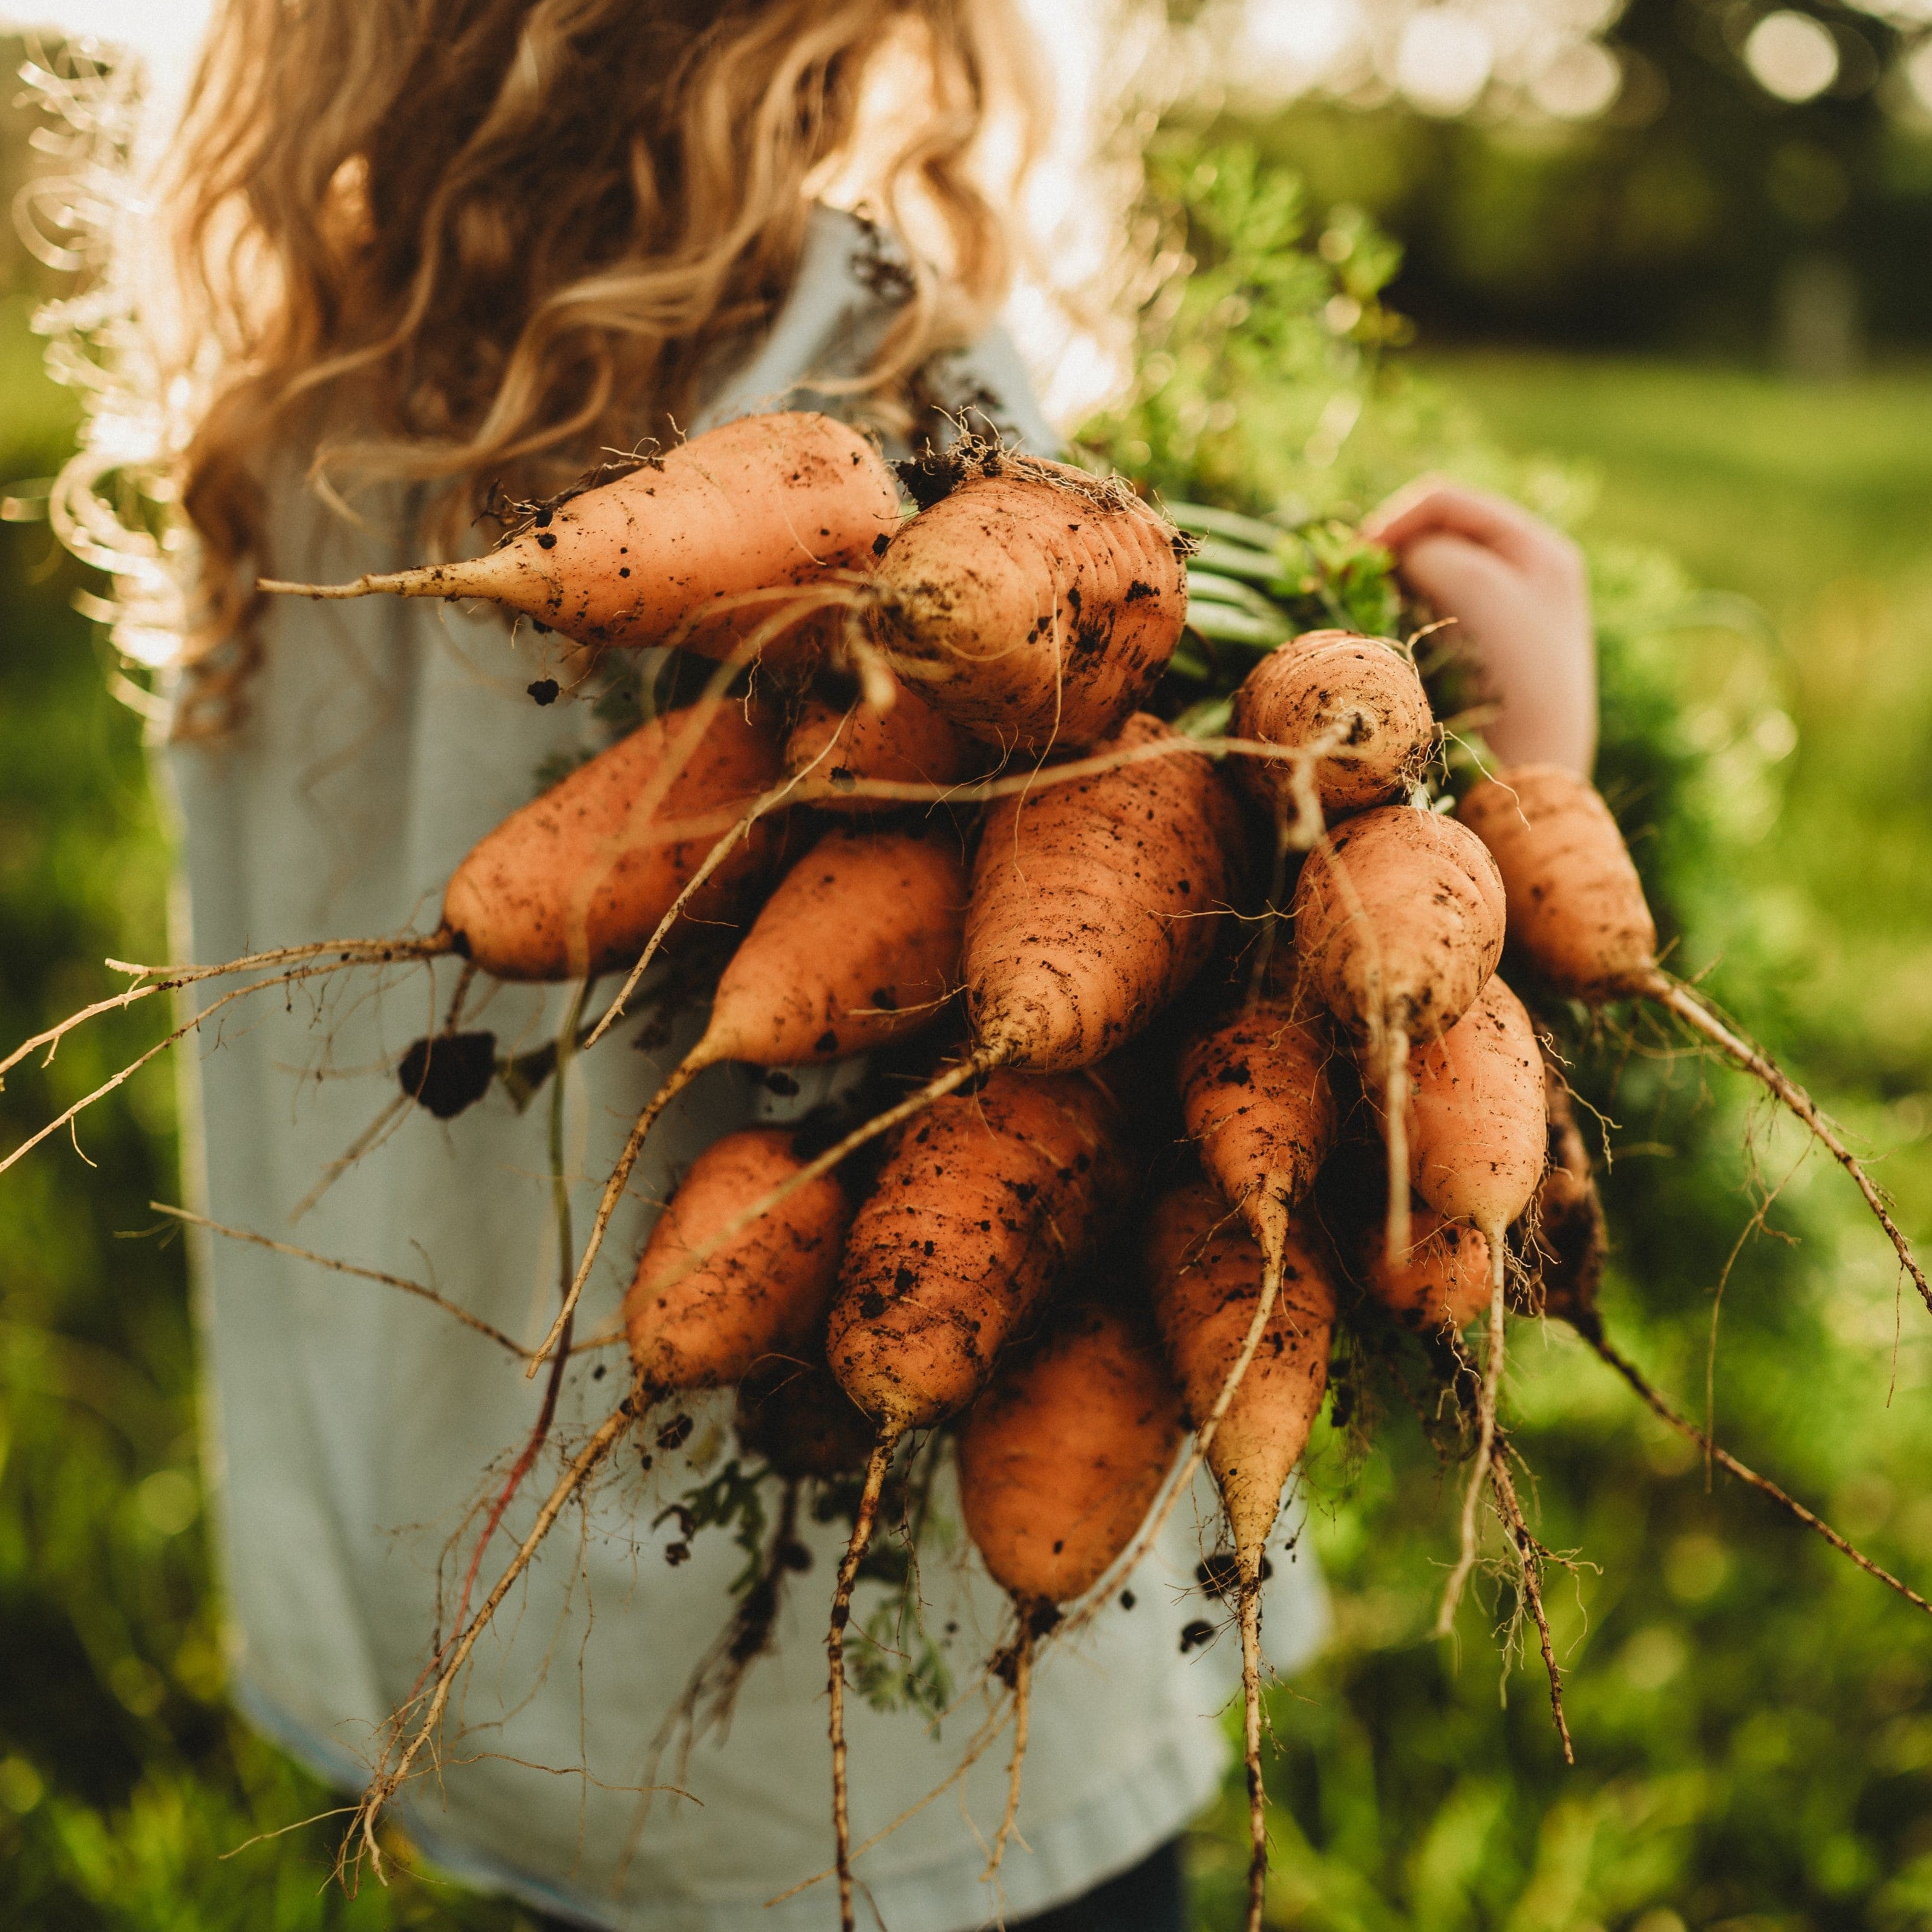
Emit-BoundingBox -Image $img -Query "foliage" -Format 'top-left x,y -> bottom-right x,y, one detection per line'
1210,0 -> 1932,359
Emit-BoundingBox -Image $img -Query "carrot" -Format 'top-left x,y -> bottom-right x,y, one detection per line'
1147,1178 -> 1334,1932
735,1353 -> 875,1483
1362,1210 -> 1493,1333
1458,763 -> 1653,1001
1408,973 -> 1547,1252
967,712 -> 1245,1068
1179,991 -> 1337,1259
1229,631 -> 1434,823
826,1072 -> 1123,1435
552,821 -> 969,1371
1172,986 -> 1337,1649
957,1299 -> 1180,1606
1292,804 -> 1506,1256
688,821 -> 968,1068
1460,763 -> 1932,1314
1402,973 -> 1546,1635
442,700 -> 785,981
784,672 -> 975,809
622,1127 -> 853,1402
258,411 -> 898,657
821,1069 -> 1123,1931
955,1299 -> 1182,1873
870,443 -> 1190,751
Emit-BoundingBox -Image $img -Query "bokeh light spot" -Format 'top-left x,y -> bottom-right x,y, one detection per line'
1745,10 -> 1840,103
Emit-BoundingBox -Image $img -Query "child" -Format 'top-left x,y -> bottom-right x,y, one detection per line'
119,2 -> 1596,1925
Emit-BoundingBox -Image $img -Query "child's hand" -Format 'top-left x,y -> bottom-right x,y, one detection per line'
1361,477 -> 1597,777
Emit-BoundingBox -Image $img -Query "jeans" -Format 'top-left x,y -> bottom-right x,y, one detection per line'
534,1838 -> 1187,1932
1008,1838 -> 1186,1930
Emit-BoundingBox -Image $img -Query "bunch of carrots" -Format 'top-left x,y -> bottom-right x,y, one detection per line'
7,408 -> 1927,1931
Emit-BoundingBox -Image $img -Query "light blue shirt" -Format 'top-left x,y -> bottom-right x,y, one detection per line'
168,206 -> 1328,1930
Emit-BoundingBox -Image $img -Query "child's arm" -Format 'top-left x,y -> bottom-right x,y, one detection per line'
1361,477 -> 1597,777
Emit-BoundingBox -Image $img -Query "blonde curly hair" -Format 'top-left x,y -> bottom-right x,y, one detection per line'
161,0 -> 1042,734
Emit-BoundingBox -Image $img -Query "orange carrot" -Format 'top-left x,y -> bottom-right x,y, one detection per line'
623,1128 -> 853,1402
1147,1179 -> 1334,1932
870,445 -> 1189,751
1230,631 -> 1434,823
1362,1210 -> 1493,1333
1292,804 -> 1506,1256
735,1354 -> 875,1482
258,411 -> 898,656
693,822 -> 968,1069
955,1299 -> 1182,1870
958,1300 -> 1180,1605
1460,762 -> 1932,1314
1408,973 -> 1547,1258
784,673 -> 975,809
442,701 -> 785,981
966,713 -> 1245,1069
1402,973 -> 1546,1635
1458,764 -> 1654,1001
1180,991 -> 1337,1260
826,1073 -> 1123,1435
821,1069 -> 1123,1930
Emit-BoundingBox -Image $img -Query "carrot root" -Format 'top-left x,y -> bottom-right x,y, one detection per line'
1587,1327 -> 1932,1616
256,569 -> 446,601
1239,1555 -> 1268,1932
764,1680 -> 1018,1909
1435,1229 -> 1506,1637
1487,1446 -> 1575,1765
983,1624 -> 1033,1880
344,1386 -> 639,1882
829,1434 -> 896,1932
529,1056 -> 705,1377
1646,973 -> 1932,1319
151,1201 -> 530,1357
2,948 -> 446,1180
1384,1028 -> 1412,1260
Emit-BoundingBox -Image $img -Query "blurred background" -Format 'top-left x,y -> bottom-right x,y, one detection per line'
4,2 -> 1932,1927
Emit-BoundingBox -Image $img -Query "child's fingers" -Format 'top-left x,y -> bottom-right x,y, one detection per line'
1363,477 -> 1565,575
1395,529 -> 1514,618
